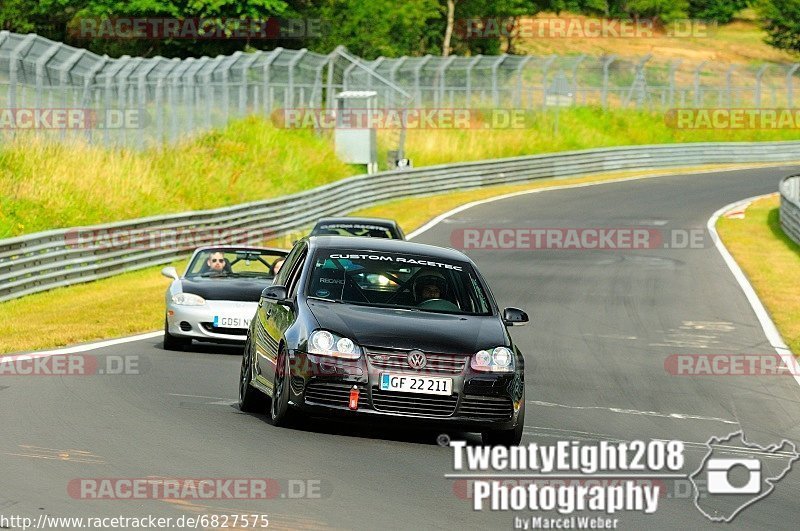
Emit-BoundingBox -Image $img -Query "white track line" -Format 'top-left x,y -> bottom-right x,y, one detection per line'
169,393 -> 233,401
706,193 -> 800,388
406,164 -> 789,240
0,332 -> 162,363
527,399 -> 738,424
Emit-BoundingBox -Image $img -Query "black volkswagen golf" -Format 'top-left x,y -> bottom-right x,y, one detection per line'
238,236 -> 528,445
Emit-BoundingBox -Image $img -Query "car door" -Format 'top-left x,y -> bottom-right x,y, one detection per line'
254,243 -> 307,389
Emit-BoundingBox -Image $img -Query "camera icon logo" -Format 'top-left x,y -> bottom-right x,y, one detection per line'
690,431 -> 799,522
706,458 -> 761,494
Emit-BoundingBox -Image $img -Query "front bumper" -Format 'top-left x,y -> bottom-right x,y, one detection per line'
286,350 -> 525,431
166,300 -> 258,343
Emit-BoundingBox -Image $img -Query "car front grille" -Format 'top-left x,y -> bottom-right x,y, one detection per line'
304,381 -> 367,408
366,348 -> 468,375
290,376 -> 305,395
371,387 -> 458,417
459,395 -> 514,421
200,323 -> 247,336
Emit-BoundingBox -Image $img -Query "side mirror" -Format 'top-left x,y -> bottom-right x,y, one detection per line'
261,285 -> 293,309
502,307 -> 529,326
161,266 -> 179,280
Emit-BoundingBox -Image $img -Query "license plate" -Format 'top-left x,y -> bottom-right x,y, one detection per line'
213,316 -> 250,329
379,373 -> 453,396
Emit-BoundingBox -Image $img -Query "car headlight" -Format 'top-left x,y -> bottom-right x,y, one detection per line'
171,293 -> 205,306
471,346 -> 514,372
307,330 -> 362,360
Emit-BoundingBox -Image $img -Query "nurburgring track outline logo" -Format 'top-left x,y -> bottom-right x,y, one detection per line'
689,431 -> 799,523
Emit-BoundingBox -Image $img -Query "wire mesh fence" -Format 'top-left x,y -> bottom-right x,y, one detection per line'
1,30 -> 799,149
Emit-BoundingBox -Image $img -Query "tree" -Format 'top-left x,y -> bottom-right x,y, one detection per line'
448,0 -> 558,56
443,0 -> 457,56
311,0 -> 442,58
1,0 -> 80,40
623,0 -> 689,23
758,0 -> 800,54
688,0 -> 749,24
446,1 -> 615,56
0,0 -> 38,32
34,0 -> 290,57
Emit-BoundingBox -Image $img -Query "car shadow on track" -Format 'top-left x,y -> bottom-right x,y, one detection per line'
171,341 -> 486,446
168,342 -> 245,356
235,406 -> 483,447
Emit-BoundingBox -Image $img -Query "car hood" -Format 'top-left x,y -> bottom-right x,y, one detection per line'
180,277 -> 271,302
306,299 -> 508,353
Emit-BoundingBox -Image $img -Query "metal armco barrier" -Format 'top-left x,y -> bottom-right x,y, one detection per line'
2,141 -> 800,303
780,174 -> 800,245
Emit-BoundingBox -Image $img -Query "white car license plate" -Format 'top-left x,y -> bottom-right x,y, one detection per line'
213,316 -> 250,329
379,373 -> 452,396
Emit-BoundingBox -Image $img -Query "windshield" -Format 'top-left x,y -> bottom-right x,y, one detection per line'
310,222 -> 396,239
185,249 -> 287,279
305,250 -> 493,315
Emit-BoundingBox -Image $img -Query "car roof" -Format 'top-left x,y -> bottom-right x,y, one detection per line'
313,217 -> 399,228
305,236 -> 471,263
193,245 -> 287,254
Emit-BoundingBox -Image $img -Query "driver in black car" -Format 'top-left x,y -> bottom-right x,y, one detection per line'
414,272 -> 448,304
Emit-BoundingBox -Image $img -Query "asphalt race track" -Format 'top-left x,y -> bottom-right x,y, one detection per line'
3,166 -> 800,530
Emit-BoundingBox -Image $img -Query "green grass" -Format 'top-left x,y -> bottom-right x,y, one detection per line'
0,116 -> 358,238
0,260 -> 182,355
399,107 -> 800,167
3,107 -> 799,238
717,196 -> 800,354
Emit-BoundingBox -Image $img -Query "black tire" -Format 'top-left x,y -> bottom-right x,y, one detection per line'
269,346 -> 296,427
481,399 -> 525,447
163,318 -> 191,351
239,339 -> 267,413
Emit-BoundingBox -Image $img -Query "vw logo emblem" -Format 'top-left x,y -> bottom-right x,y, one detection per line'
407,350 -> 427,369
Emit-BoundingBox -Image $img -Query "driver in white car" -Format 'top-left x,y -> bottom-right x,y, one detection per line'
200,251 -> 231,275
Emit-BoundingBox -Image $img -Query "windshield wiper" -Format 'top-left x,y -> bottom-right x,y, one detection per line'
307,296 -> 342,303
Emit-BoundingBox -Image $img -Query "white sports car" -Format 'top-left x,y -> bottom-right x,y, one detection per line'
161,246 -> 288,350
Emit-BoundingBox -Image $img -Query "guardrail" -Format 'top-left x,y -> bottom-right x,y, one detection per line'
780,174 -> 800,246
3,141 -> 800,303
